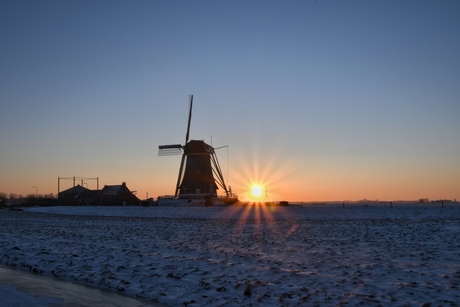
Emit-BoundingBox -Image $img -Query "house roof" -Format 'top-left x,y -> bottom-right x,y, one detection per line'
60,185 -> 89,195
100,185 -> 123,196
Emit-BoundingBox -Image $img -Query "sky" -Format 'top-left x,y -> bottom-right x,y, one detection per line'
1,0 -> 459,202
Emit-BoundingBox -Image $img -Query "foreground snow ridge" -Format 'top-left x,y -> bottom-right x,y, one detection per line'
1,204 -> 460,306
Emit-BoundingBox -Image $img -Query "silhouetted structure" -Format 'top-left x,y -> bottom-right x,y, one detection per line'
59,185 -> 89,206
58,182 -> 139,206
178,140 -> 219,197
98,183 -> 139,206
158,95 -> 229,199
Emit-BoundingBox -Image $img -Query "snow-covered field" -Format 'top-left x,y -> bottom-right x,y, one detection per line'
1,203 -> 459,306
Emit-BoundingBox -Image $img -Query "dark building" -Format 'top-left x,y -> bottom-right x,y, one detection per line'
58,185 -> 89,206
179,140 -> 219,198
58,182 -> 139,206
75,189 -> 100,206
98,182 -> 140,206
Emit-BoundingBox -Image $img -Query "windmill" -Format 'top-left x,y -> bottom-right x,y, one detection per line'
158,95 -> 230,199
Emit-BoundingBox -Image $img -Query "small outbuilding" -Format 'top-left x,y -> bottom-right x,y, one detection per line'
98,182 -> 139,206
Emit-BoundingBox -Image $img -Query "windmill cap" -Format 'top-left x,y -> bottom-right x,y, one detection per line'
184,140 -> 213,154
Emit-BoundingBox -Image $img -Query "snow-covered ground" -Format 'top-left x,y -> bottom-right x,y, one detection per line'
1,203 -> 459,306
0,265 -> 152,306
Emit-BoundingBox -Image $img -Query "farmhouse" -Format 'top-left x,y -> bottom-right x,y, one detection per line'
58,185 -> 89,206
58,182 -> 139,206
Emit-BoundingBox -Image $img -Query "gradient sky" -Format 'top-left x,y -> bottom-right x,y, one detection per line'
1,0 -> 459,202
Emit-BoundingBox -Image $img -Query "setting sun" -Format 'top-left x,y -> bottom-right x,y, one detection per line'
250,185 -> 264,198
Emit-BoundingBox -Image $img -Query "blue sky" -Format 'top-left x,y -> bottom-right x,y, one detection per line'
1,0 -> 459,201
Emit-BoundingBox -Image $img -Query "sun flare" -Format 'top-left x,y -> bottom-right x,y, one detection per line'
250,185 -> 264,198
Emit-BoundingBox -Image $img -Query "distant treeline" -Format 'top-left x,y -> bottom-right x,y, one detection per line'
0,192 -> 57,207
294,198 -> 457,205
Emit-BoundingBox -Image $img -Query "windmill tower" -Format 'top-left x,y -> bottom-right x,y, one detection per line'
158,95 -> 229,199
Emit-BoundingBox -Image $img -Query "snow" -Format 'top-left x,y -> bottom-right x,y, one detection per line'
0,265 -> 151,307
1,203 -> 459,306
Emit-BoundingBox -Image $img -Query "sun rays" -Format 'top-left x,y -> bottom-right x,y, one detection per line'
230,146 -> 292,203
216,201 -> 299,246
211,142 -> 302,243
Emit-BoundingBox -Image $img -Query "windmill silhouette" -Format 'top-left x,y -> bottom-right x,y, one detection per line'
158,95 -> 229,199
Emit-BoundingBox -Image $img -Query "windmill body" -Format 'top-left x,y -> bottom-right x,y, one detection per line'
158,96 -> 230,201
178,140 -> 218,198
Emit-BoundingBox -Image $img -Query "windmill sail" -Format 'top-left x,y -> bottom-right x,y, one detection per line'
210,149 -> 229,196
158,144 -> 182,156
174,95 -> 193,197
